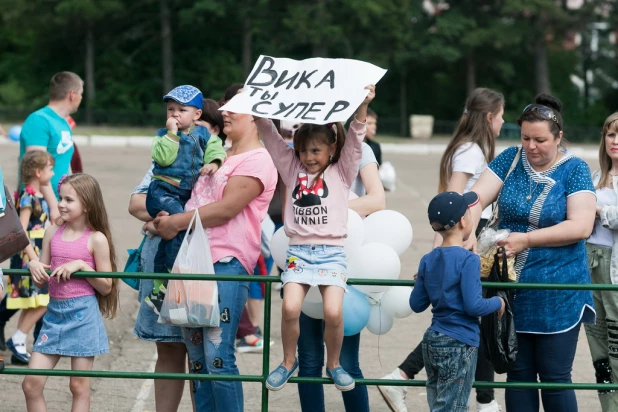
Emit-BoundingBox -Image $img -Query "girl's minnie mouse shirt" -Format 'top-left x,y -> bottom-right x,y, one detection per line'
257,118 -> 365,247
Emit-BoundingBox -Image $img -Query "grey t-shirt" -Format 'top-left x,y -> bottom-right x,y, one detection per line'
350,142 -> 378,197
132,163 -> 154,195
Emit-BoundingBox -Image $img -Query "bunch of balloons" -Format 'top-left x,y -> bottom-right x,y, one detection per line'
270,209 -> 414,336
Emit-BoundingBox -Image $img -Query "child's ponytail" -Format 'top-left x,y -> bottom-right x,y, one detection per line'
332,122 -> 347,163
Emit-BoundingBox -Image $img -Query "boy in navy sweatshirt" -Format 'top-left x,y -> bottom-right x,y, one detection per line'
410,191 -> 505,412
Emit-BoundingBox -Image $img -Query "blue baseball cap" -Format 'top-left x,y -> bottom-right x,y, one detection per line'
428,191 -> 479,231
163,85 -> 203,110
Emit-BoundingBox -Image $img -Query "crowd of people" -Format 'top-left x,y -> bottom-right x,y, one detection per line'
1,70 -> 618,412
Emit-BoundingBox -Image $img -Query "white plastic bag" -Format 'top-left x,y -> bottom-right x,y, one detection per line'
158,210 -> 220,328
379,161 -> 397,192
477,227 -> 511,255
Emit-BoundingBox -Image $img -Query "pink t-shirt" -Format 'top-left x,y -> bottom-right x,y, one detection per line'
257,118 -> 365,246
49,225 -> 97,299
185,147 -> 277,274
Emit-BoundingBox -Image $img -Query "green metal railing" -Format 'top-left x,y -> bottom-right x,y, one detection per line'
3,268 -> 616,411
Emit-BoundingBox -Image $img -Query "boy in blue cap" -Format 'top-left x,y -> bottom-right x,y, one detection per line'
410,191 -> 505,411
145,85 -> 226,312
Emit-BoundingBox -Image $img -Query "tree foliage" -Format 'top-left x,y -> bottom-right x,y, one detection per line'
0,0 -> 615,135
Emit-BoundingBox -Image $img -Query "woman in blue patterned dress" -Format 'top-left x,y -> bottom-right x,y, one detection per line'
469,94 -> 597,412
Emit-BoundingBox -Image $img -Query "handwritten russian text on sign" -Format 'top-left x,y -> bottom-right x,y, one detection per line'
220,56 -> 387,124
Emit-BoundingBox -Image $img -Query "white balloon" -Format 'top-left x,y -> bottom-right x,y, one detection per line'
302,300 -> 324,319
363,210 -> 413,255
366,305 -> 394,335
304,286 -> 323,304
348,243 -> 401,293
381,287 -> 414,318
270,227 -> 290,270
344,209 -> 364,257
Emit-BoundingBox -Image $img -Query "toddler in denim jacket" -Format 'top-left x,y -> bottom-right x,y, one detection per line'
145,85 -> 226,313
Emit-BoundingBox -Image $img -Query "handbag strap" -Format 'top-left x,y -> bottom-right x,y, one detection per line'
137,235 -> 147,252
485,147 -> 522,229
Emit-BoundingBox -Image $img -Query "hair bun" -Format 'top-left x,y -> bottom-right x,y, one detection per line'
535,93 -> 563,113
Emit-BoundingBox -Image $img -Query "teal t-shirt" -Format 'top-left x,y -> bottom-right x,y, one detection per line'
19,106 -> 74,199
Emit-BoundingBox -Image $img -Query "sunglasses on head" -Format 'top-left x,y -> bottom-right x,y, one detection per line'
522,104 -> 561,130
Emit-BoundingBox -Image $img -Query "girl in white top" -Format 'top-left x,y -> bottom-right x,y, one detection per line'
435,88 -> 504,240
586,112 -> 618,412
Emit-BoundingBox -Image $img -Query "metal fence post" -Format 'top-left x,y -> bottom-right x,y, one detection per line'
261,280 -> 273,412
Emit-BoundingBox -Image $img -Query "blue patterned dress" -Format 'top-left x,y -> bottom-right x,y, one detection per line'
488,146 -> 596,334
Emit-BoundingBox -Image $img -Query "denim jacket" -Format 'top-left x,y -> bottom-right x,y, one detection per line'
592,169 -> 618,284
151,125 -> 225,191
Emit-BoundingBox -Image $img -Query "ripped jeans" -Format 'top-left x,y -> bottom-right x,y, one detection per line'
584,243 -> 618,412
182,258 -> 249,412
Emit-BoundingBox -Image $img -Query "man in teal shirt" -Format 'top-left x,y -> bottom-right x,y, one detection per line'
19,71 -> 83,212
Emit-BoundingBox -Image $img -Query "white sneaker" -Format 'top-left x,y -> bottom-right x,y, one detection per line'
478,400 -> 502,412
377,368 -> 408,412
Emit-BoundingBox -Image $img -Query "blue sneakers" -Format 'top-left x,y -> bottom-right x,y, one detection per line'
326,366 -> 355,391
266,359 -> 299,391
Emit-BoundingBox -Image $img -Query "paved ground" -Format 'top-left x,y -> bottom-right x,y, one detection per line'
0,143 -> 602,411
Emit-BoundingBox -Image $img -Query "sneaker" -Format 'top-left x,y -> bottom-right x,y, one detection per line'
0,328 -> 6,352
266,359 -> 299,391
478,400 -> 502,412
236,336 -> 264,353
377,368 -> 408,412
326,366 -> 355,391
7,338 -> 30,365
253,326 -> 275,347
144,290 -> 165,315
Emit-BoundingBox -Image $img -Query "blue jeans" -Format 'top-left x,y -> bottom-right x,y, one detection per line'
182,258 -> 249,412
297,312 -> 369,412
422,329 -> 478,412
505,323 -> 581,412
146,179 -> 191,273
133,236 -> 183,342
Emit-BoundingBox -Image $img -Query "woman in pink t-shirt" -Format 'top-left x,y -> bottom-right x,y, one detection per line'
154,85 -> 277,412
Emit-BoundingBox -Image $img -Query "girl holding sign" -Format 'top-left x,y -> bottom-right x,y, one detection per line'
258,85 -> 375,392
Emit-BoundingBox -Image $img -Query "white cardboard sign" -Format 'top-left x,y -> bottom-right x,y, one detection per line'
220,55 -> 387,124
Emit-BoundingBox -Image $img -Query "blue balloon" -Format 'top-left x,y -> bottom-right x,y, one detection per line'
342,286 -> 371,336
8,125 -> 21,142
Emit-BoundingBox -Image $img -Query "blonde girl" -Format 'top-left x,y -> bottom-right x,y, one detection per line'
257,85 -> 375,392
23,173 -> 118,412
